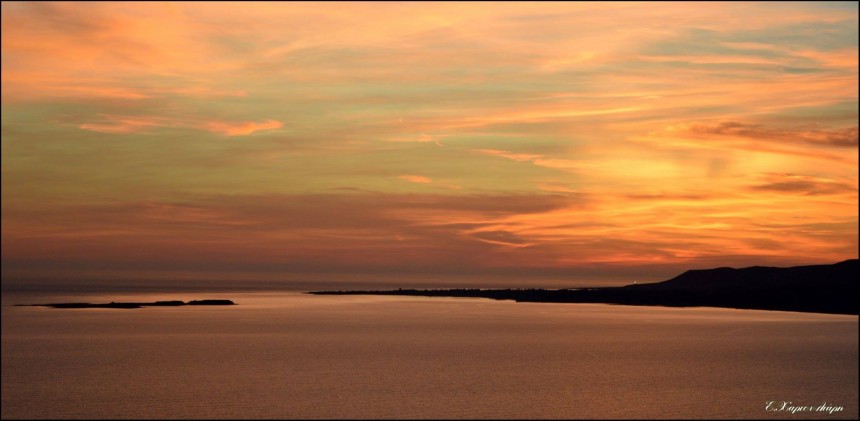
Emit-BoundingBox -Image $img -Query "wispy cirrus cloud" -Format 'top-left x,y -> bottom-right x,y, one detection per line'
473,149 -> 583,173
205,119 -> 283,136
2,2 -> 857,284
77,114 -> 283,136
748,173 -> 857,196
78,116 -> 166,134
685,121 -> 858,148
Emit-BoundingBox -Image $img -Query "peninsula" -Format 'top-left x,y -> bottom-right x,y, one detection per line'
309,259 -> 859,315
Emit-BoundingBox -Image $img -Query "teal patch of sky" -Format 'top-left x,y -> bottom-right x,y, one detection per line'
726,19 -> 858,51
638,28 -> 831,73
642,28 -> 784,57
380,143 -> 558,191
761,101 -> 858,126
444,132 -> 571,154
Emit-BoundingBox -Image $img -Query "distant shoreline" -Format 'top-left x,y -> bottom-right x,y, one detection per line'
307,288 -> 856,315
310,260 -> 860,315
16,300 -> 236,309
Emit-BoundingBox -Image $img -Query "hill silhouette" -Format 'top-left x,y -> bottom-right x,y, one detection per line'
310,260 -> 859,315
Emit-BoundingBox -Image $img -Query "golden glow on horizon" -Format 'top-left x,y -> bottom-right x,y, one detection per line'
1,2 -> 857,283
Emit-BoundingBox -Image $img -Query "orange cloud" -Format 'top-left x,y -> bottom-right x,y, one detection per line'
2,191 -> 855,284
398,175 -> 432,184
78,116 -> 165,134
76,114 -> 283,136
204,119 -> 283,136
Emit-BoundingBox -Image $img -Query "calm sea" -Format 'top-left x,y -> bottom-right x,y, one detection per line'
1,290 -> 857,419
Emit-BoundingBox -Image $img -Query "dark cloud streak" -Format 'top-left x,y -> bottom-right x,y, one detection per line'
688,121 -> 858,148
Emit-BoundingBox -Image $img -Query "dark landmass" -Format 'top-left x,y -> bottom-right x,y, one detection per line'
309,259 -> 859,315
18,299 -> 236,309
187,299 -> 235,306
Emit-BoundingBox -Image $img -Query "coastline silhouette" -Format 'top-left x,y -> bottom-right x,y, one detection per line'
310,260 -> 859,315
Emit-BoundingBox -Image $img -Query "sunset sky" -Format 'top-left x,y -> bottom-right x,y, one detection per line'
2,2 -> 857,287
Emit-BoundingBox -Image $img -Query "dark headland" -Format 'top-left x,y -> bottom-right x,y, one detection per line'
19,299 -> 235,309
309,259 -> 859,315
